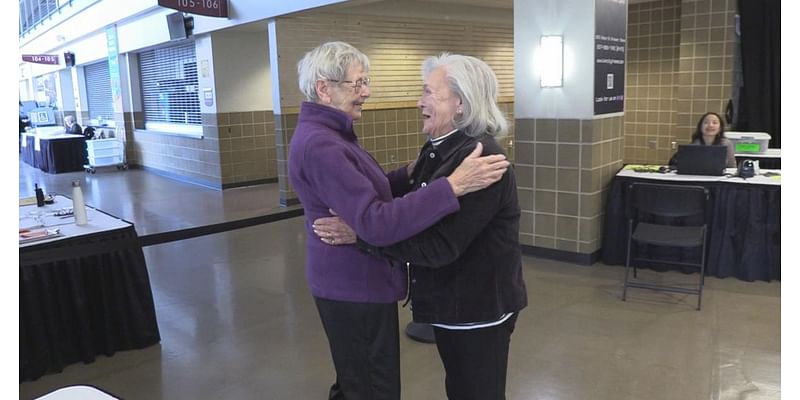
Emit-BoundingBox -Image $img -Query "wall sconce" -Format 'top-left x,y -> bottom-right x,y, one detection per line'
540,35 -> 563,88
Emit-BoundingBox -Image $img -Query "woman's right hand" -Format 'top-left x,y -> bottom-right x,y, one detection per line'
446,142 -> 509,196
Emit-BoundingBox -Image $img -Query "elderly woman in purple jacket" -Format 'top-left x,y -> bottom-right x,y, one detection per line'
288,42 -> 509,400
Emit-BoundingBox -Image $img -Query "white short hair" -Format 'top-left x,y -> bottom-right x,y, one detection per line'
64,115 -> 75,124
297,41 -> 370,102
422,53 -> 508,138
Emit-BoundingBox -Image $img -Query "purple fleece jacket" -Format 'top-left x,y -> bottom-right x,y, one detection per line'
288,102 -> 460,303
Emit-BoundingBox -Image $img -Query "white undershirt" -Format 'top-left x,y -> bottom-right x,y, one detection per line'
429,128 -> 459,147
431,313 -> 514,330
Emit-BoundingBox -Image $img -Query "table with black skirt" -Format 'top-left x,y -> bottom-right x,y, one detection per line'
601,168 -> 780,282
19,196 -> 160,382
20,130 -> 86,173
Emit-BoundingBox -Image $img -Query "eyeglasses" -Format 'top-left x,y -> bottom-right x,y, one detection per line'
328,77 -> 371,92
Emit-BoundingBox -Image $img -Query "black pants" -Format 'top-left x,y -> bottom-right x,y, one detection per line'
432,313 -> 519,400
314,297 -> 401,400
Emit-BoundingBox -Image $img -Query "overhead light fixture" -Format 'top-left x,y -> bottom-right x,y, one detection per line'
540,35 -> 563,88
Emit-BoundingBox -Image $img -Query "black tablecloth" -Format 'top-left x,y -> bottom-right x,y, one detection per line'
20,225 -> 161,382
21,135 -> 38,168
38,136 -> 86,173
20,135 -> 86,173
601,175 -> 780,282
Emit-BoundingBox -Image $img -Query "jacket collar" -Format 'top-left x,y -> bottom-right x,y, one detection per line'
298,101 -> 357,141
425,130 -> 475,163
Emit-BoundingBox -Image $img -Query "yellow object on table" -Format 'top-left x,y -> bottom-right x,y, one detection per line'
20,196 -> 36,206
623,165 -> 662,173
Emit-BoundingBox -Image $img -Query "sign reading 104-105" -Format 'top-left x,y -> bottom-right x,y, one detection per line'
158,0 -> 228,18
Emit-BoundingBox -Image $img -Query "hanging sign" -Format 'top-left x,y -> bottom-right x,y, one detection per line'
21,54 -> 60,65
158,0 -> 228,17
203,88 -> 214,107
594,0 -> 627,115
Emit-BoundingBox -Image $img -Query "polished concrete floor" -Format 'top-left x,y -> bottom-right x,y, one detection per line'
18,161 -> 781,399
19,160 -> 295,237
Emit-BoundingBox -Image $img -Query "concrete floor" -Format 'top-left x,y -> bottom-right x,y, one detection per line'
18,161 -> 781,399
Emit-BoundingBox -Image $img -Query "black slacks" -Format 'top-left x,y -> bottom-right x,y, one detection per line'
314,297 -> 401,400
432,313 -> 519,400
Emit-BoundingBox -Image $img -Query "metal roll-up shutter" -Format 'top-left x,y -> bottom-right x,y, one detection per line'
139,42 -> 201,126
84,61 -> 114,121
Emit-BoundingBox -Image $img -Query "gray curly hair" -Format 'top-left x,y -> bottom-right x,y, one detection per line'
297,41 -> 370,102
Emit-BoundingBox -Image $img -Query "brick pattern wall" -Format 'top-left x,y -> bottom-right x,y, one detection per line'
515,116 -> 623,254
623,0 -> 736,165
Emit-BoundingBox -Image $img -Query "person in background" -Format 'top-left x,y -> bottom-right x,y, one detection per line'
288,42 -> 510,400
315,53 -> 527,400
64,115 -> 83,136
691,111 -> 736,167
19,102 -> 30,133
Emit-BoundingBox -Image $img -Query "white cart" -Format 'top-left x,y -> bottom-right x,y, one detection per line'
84,138 -> 127,173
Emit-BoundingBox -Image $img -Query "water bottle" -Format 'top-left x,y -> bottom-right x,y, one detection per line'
71,180 -> 88,226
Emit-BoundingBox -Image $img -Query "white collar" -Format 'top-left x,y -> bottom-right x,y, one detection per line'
429,129 -> 459,147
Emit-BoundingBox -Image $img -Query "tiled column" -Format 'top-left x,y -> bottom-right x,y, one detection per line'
274,112 -> 300,206
268,19 -> 300,207
514,0 -> 626,263
515,117 -> 622,263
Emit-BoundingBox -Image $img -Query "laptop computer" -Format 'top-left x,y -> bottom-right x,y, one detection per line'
675,144 -> 727,176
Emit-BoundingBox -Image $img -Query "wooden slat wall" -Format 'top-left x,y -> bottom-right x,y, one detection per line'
276,14 -> 513,111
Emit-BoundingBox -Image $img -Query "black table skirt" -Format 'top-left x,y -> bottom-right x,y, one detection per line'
601,175 -> 780,282
39,136 -> 86,173
21,136 -> 38,168
20,226 -> 161,382
19,135 -> 86,173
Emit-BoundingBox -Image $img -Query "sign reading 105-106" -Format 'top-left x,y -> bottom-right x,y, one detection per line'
158,0 -> 228,18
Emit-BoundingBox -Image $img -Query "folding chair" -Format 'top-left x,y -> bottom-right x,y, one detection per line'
621,182 -> 711,310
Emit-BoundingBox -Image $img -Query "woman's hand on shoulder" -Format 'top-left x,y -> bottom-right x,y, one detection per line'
447,142 -> 509,196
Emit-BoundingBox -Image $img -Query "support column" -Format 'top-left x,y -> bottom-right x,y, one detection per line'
268,19 -> 300,207
513,0 -> 626,263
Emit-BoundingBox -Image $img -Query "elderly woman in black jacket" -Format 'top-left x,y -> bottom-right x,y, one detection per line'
64,115 -> 83,136
315,53 -> 527,400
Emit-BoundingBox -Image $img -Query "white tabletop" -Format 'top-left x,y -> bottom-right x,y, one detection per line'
616,167 -> 781,186
19,195 -> 131,248
735,148 -> 781,158
21,128 -> 84,151
35,385 -> 118,400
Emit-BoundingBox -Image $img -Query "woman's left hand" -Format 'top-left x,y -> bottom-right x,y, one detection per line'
313,214 -> 356,246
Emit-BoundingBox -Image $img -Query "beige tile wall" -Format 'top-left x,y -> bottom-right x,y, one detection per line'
127,111 -> 222,188
624,0 -> 681,164
676,0 -> 736,140
623,0 -> 735,165
127,111 -> 277,189
217,110 -> 277,186
275,113 -> 298,206
516,116 -> 623,255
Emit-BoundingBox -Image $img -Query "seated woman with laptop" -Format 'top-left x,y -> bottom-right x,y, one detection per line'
689,111 -> 737,168
667,112 -> 737,175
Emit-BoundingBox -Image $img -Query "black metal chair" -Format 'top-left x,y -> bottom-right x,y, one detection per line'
622,182 -> 711,310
